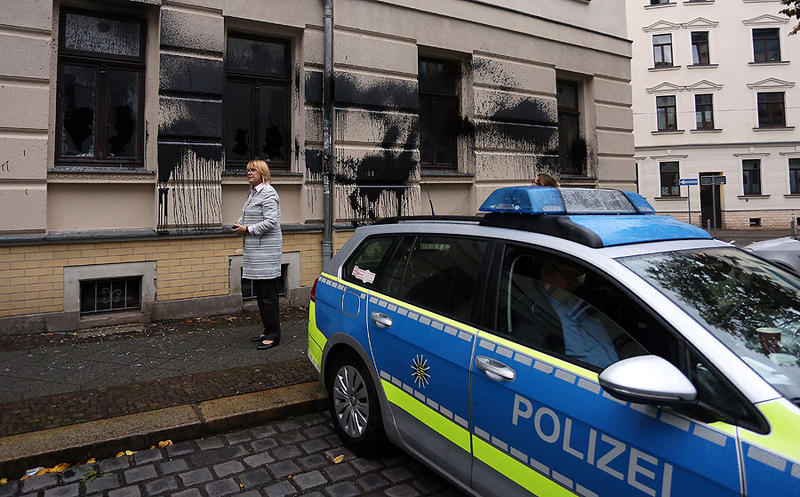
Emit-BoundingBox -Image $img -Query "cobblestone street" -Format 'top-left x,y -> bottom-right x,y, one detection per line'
0,411 -> 466,497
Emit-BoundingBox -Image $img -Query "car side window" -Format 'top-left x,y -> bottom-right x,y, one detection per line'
383,235 -> 488,323
495,246 -> 651,370
342,236 -> 395,289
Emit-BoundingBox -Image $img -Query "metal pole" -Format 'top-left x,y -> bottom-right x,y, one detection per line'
321,0 -> 334,263
712,183 -> 717,231
687,184 -> 691,226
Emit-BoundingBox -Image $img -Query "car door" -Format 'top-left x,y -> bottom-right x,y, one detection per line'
365,234 -> 491,485
469,244 -> 744,497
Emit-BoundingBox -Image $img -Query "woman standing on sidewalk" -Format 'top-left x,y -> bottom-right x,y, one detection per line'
233,159 -> 283,350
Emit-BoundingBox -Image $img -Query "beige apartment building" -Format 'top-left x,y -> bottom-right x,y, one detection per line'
0,0 -> 635,333
628,0 -> 800,230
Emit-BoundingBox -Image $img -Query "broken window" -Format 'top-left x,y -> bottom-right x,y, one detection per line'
56,10 -> 145,166
224,34 -> 291,170
418,58 -> 459,169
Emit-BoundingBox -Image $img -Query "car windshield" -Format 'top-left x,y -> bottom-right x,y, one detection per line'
618,247 -> 800,402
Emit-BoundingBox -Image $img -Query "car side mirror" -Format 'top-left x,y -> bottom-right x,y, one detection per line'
599,355 -> 697,405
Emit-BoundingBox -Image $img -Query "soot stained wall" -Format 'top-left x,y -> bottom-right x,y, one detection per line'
157,8 -> 224,230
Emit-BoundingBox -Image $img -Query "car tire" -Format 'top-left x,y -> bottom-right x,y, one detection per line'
327,351 -> 385,456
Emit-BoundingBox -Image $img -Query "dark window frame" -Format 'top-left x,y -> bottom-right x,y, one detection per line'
691,31 -> 710,65
652,33 -> 674,68
224,33 -> 292,171
660,161 -> 680,197
55,8 -> 146,168
752,28 -> 781,63
790,158 -> 800,194
694,93 -> 714,130
757,92 -> 786,128
656,95 -> 677,131
418,57 -> 461,170
557,79 -> 585,176
742,159 -> 762,195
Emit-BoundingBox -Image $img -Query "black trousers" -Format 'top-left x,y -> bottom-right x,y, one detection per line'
254,277 -> 281,341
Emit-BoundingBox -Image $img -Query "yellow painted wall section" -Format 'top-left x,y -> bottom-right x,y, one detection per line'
0,230 -> 354,319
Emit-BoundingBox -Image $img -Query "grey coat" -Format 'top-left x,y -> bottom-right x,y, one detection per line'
238,183 -> 283,280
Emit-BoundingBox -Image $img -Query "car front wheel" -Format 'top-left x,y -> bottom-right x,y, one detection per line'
328,351 -> 385,456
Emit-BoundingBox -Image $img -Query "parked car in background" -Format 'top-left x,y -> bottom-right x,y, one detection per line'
744,236 -> 800,274
308,186 -> 800,497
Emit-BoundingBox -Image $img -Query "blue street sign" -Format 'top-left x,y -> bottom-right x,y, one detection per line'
679,178 -> 698,186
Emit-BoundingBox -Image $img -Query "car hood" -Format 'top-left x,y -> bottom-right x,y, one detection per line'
745,237 -> 800,250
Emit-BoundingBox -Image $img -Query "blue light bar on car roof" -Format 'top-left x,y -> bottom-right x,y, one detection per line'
479,187 -> 656,215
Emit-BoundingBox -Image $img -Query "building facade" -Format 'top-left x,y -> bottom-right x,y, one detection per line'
0,0 -> 634,333
629,0 -> 800,230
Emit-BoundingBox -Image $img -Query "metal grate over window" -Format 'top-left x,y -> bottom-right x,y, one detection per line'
80,277 -> 142,315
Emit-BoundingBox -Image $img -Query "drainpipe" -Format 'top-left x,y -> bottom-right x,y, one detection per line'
321,0 -> 335,263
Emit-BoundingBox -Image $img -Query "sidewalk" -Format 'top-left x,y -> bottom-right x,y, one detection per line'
0,307 -> 327,478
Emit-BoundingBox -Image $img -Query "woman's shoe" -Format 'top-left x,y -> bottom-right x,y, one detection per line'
257,338 -> 280,350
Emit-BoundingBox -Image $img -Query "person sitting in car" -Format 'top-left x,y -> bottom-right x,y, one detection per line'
538,258 -> 620,369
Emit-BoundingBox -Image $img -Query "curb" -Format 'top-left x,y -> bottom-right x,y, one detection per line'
0,381 -> 328,479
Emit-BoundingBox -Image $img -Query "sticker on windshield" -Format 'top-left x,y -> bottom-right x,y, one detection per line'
352,265 -> 376,284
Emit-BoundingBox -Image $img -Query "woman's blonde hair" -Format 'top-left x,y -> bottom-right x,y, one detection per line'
247,159 -> 270,183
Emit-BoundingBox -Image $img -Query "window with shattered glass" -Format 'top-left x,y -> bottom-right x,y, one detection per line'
224,34 -> 291,170
56,10 -> 145,166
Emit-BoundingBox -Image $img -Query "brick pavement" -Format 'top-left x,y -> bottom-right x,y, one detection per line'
0,411 -> 468,497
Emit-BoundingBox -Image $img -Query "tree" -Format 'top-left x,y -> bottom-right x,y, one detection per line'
782,0 -> 800,35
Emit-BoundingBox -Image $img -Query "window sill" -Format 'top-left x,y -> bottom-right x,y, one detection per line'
784,194 -> 800,198
48,167 -> 155,184
645,2 -> 676,9
654,196 -> 687,201
753,126 -> 795,132
420,170 -> 475,184
651,130 -> 685,135
738,195 -> 770,199
687,63 -> 718,69
684,0 -> 713,4
649,65 -> 681,72
749,61 -> 790,66
690,128 -> 722,133
221,170 -> 305,185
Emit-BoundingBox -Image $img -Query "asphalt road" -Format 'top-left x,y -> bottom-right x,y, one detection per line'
0,410 -> 468,497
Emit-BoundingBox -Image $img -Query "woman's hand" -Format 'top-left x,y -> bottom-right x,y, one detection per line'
232,223 -> 248,235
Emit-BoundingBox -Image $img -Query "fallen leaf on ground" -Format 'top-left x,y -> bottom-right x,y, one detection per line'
19,476 -> 28,481
86,458 -> 96,464
158,440 -> 173,448
332,455 -> 344,464
51,463 -> 69,472
115,450 -> 136,457
0,478 -> 7,485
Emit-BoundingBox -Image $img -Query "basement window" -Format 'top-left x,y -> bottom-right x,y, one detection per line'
241,263 -> 289,300
80,277 -> 142,315
750,218 -> 761,227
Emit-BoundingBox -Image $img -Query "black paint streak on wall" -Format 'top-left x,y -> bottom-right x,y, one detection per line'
334,73 -> 418,113
304,75 -> 421,222
157,144 -> 222,231
160,54 -> 223,96
305,71 -> 323,106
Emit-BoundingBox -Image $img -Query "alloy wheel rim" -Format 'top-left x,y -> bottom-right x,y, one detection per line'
332,365 -> 369,438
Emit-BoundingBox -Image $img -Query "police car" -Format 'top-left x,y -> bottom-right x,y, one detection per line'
306,186 -> 800,497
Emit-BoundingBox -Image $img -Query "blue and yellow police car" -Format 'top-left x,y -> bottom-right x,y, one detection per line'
307,186 -> 800,497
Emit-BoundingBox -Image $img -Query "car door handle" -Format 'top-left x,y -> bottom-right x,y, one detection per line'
475,355 -> 516,382
370,311 -> 393,328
